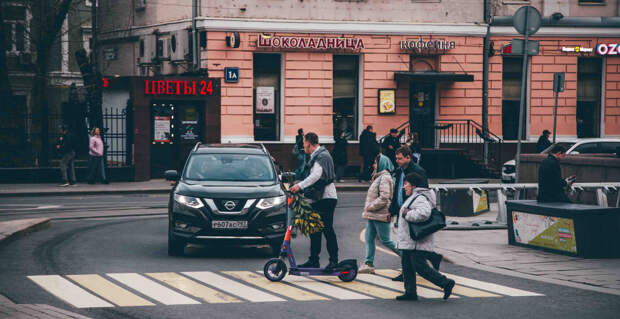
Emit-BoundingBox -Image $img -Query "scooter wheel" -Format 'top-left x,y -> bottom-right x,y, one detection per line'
338,266 -> 358,282
264,258 -> 287,282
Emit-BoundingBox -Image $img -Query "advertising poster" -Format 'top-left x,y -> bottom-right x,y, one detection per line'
256,86 -> 275,114
180,120 -> 199,140
473,190 -> 489,214
512,211 -> 577,253
153,116 -> 171,143
378,89 -> 396,114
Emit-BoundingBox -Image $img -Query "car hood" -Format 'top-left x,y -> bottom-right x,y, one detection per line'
176,181 -> 283,199
503,159 -> 516,166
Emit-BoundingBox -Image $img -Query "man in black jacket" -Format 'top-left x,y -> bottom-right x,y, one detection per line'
538,145 -> 574,203
388,146 -> 441,281
359,125 -> 379,181
56,126 -> 76,186
536,130 -> 552,153
381,128 -> 402,167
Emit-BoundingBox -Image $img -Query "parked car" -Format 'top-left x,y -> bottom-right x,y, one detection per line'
165,143 -> 288,256
501,138 -> 620,183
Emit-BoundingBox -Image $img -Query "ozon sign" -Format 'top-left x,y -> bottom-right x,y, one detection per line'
596,43 -> 619,56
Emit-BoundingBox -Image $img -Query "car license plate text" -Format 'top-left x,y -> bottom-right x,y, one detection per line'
212,220 -> 248,229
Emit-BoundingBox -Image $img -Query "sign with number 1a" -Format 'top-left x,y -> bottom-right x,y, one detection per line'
225,67 -> 239,83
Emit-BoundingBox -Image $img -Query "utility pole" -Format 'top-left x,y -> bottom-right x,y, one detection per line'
482,0 -> 491,166
192,0 -> 198,72
90,0 -> 102,130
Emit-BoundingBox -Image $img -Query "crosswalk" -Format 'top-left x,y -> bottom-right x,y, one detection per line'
27,269 -> 543,309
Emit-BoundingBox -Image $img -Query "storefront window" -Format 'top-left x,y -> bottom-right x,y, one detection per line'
577,58 -> 602,138
253,53 -> 281,141
501,57 -> 526,140
333,55 -> 359,140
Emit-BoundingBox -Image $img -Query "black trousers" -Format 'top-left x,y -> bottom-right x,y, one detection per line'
309,199 -> 339,263
360,155 -> 375,181
402,250 -> 449,295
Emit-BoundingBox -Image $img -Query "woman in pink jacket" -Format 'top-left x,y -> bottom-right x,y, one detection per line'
87,127 -> 108,184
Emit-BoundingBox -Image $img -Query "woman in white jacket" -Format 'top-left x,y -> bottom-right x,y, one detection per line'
395,172 -> 455,301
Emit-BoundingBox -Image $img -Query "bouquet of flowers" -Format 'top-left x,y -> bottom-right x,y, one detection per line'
290,193 -> 324,236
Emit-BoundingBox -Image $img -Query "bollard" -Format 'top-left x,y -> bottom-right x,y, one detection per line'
596,188 -> 608,208
496,188 -> 508,224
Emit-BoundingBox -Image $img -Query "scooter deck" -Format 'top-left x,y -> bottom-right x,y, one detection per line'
289,267 -> 351,276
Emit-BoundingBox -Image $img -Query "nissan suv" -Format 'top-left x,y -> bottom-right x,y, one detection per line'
165,143 -> 287,256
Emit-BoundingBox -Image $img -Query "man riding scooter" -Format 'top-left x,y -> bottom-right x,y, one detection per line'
289,132 -> 340,271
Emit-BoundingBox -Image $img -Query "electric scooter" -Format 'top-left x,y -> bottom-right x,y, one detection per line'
263,196 -> 358,282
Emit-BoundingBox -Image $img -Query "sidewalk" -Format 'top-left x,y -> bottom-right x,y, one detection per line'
435,229 -> 620,296
0,293 -> 93,319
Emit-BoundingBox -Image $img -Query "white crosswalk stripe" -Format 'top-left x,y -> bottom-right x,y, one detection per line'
27,269 -> 543,308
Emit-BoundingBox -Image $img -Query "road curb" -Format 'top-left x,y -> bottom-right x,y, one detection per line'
0,218 -> 51,245
0,185 -> 369,198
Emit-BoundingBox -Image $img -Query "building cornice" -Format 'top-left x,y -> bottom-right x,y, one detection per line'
490,26 -> 620,37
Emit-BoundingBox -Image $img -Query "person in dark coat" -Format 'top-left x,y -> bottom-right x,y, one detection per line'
56,126 -> 76,186
538,145 -> 574,203
388,146 -> 442,282
359,125 -> 380,182
381,128 -> 402,167
333,130 -> 348,182
536,130 -> 552,153
294,128 -> 306,179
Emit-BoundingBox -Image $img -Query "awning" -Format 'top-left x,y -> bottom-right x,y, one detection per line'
394,71 -> 474,82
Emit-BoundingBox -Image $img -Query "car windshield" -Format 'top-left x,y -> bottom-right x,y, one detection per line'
184,153 -> 276,182
541,142 -> 575,154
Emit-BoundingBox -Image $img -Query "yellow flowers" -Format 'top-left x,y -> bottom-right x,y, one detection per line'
290,193 -> 324,236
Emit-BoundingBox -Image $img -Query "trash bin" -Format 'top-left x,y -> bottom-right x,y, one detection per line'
439,179 -> 490,217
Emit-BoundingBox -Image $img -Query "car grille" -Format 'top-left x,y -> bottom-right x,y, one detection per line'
503,166 -> 515,174
213,199 -> 248,212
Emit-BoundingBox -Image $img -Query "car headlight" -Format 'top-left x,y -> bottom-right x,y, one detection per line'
256,195 -> 286,210
174,194 -> 204,209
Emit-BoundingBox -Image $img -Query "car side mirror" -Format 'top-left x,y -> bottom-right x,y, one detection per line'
165,170 -> 179,181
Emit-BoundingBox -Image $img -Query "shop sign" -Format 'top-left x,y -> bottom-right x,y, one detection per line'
400,38 -> 456,54
596,43 -> 619,56
512,211 -> 577,253
153,116 -> 171,143
378,89 -> 395,114
225,67 -> 239,83
144,79 -> 214,96
561,46 -> 593,53
257,34 -> 365,50
255,86 -> 275,114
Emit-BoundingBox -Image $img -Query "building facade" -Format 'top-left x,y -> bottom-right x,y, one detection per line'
97,0 -> 620,180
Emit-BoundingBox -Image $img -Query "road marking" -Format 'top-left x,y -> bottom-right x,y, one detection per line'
374,269 -> 497,298
67,274 -> 154,307
106,273 -> 200,305
224,271 -> 329,301
283,275 -> 372,300
356,274 -> 450,299
183,271 -> 285,302
146,272 -> 241,304
27,275 -> 113,308
442,273 -> 544,297
311,276 -> 401,299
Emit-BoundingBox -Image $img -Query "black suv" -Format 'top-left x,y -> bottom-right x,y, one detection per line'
165,143 -> 288,256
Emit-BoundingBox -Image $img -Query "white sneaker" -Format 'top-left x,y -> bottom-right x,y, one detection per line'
358,264 -> 375,274
59,183 -> 70,187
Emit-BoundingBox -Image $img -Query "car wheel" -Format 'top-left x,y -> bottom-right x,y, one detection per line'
168,226 -> 186,256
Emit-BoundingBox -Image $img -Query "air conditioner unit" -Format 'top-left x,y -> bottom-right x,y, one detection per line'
135,0 -> 146,11
139,34 -> 157,64
158,38 -> 170,61
170,30 -> 190,62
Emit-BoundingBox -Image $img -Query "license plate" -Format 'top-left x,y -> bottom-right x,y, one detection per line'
212,220 -> 248,229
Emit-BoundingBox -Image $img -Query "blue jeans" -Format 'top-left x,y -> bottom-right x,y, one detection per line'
365,219 -> 401,265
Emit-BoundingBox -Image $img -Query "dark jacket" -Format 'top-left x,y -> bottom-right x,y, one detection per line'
536,135 -> 552,153
295,134 -> 305,154
388,160 -> 428,215
359,129 -> 379,158
56,133 -> 74,155
381,135 -> 401,164
537,154 -> 570,203
332,135 -> 348,166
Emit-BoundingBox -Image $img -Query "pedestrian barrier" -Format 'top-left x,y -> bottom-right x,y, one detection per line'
428,182 -> 620,224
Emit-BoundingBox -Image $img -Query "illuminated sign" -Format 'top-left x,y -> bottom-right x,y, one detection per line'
400,38 -> 456,53
257,34 -> 365,50
596,43 -> 619,56
561,46 -> 593,53
144,79 -> 214,96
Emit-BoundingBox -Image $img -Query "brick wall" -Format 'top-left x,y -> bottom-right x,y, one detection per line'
606,56 -> 620,136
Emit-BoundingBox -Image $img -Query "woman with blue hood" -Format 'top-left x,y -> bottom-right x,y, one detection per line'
359,154 -> 401,274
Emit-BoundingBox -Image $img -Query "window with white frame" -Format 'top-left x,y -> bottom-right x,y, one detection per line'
81,27 -> 92,55
3,3 -> 28,54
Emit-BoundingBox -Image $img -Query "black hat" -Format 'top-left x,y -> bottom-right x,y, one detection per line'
543,130 -> 551,135
390,128 -> 398,134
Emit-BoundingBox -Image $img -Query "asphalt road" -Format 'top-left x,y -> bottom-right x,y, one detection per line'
1,192 -> 619,319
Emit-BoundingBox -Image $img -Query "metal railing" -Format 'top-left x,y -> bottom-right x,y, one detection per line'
428,182 -> 620,224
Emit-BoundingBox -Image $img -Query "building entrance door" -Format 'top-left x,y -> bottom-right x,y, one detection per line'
150,102 -> 204,177
409,83 -> 436,148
